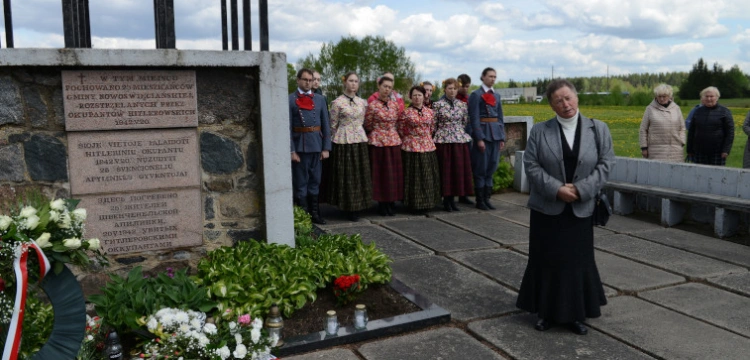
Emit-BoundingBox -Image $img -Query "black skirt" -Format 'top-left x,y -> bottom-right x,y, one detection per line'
327,142 -> 372,211
402,150 -> 441,210
516,206 -> 607,323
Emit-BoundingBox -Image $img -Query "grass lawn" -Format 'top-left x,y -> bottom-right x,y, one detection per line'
506,102 -> 750,168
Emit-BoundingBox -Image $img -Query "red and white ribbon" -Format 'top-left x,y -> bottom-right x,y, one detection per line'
2,241 -> 50,360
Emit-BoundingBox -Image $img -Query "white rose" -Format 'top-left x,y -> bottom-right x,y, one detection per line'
58,212 -> 71,229
72,208 -> 87,221
87,335 -> 93,341
50,199 -> 66,211
0,215 -> 12,230
25,215 -> 40,230
217,346 -> 231,360
147,317 -> 158,331
48,210 -> 59,222
35,233 -> 52,248
233,344 -> 247,359
250,328 -> 260,344
202,323 -> 217,335
87,238 -> 100,250
19,206 -> 37,218
234,333 -> 243,345
62,238 -> 81,249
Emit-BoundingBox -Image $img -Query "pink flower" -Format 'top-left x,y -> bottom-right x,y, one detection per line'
238,314 -> 251,325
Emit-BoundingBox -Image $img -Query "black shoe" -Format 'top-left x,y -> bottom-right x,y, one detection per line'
535,318 -> 551,331
308,195 -> 326,225
484,186 -> 496,210
458,196 -> 475,205
449,197 -> 460,211
386,202 -> 396,216
378,202 -> 388,216
475,188 -> 488,210
568,321 -> 588,335
443,197 -> 452,212
347,211 -> 359,222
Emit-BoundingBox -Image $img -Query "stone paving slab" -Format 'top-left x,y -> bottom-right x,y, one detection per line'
495,192 -> 529,206
640,283 -> 750,337
383,218 -> 499,253
596,252 -> 685,292
590,296 -> 750,359
469,314 -> 654,360
357,327 -> 504,360
392,256 -> 518,321
594,226 -> 616,237
328,224 -> 433,260
595,234 -> 747,279
636,227 -> 750,267
600,214 -> 663,234
449,249 -> 528,290
284,348 -> 360,360
708,272 -> 750,297
436,213 -> 529,245
491,206 -> 531,226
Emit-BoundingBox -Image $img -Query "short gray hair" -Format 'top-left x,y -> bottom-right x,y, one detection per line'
700,86 -> 720,99
653,84 -> 673,97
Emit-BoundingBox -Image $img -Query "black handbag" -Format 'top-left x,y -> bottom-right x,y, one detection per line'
593,191 -> 612,226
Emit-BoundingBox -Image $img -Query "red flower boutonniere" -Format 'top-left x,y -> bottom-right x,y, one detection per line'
296,94 -> 315,111
482,92 -> 497,107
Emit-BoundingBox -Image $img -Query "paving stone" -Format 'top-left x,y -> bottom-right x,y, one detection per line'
494,192 -> 529,206
436,212 -> 528,245
590,296 -> 750,359
594,226 -> 615,237
384,218 -> 499,253
392,256 -> 518,320
449,249 -> 528,290
331,224 -> 433,260
636,227 -> 750,267
600,214 -> 663,234
358,327 -> 504,360
491,205 -> 531,226
469,314 -> 653,360
284,348 -> 359,360
595,234 -> 747,279
640,283 -> 750,337
708,272 -> 750,297
596,252 -> 685,292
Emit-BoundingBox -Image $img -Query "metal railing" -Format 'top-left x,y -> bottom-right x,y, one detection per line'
1,0 -> 269,50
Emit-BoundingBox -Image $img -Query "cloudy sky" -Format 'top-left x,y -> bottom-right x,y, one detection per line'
4,0 -> 750,82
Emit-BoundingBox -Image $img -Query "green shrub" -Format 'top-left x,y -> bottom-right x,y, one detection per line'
89,267 -> 216,331
194,233 -> 393,320
492,160 -> 515,192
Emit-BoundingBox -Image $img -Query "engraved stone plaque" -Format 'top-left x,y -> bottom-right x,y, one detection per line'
79,188 -> 203,255
62,70 -> 198,131
67,128 -> 200,195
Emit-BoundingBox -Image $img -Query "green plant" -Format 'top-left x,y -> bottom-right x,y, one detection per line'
492,160 -> 515,192
5,288 -> 55,359
194,233 -> 393,320
88,267 -> 216,331
293,206 -> 315,247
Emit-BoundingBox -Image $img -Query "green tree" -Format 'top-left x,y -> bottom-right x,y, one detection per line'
297,35 -> 417,101
720,65 -> 750,98
287,63 -> 297,93
679,58 -> 712,99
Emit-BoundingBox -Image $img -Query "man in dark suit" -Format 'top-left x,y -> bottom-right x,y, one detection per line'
468,67 -> 505,210
290,68 -> 331,224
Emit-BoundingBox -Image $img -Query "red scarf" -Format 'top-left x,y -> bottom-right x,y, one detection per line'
296,93 -> 314,110
482,92 -> 496,107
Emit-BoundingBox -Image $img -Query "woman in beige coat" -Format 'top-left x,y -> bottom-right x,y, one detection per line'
639,84 -> 685,162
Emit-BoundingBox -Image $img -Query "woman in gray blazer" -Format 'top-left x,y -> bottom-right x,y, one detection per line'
516,79 -> 615,335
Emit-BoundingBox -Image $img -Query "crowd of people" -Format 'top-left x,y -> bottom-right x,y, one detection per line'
289,67 -> 506,224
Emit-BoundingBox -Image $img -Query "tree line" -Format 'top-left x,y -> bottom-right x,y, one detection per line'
290,35 -> 750,102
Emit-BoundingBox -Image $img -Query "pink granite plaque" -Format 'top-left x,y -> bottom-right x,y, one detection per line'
68,128 -> 200,195
62,70 -> 198,131
79,188 -> 203,255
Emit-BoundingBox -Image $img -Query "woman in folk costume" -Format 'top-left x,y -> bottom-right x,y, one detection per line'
327,72 -> 373,221
432,78 -> 473,212
397,85 -> 441,213
364,75 -> 403,216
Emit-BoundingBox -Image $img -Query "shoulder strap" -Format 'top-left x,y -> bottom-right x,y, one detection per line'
591,118 -> 600,157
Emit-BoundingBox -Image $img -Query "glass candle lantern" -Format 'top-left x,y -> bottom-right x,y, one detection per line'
325,310 -> 339,336
264,304 -> 284,347
354,304 -> 368,330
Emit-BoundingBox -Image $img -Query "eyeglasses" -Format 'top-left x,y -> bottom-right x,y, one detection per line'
299,78 -> 313,82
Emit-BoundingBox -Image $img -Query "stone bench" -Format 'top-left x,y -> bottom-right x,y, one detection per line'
607,157 -> 750,238
513,153 -> 750,238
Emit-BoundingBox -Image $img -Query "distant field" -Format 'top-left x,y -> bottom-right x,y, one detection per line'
505,103 -> 750,168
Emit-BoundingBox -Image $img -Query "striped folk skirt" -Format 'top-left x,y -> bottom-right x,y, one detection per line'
327,142 -> 373,211
370,145 -> 404,202
435,142 -> 474,197
402,150 -> 441,210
